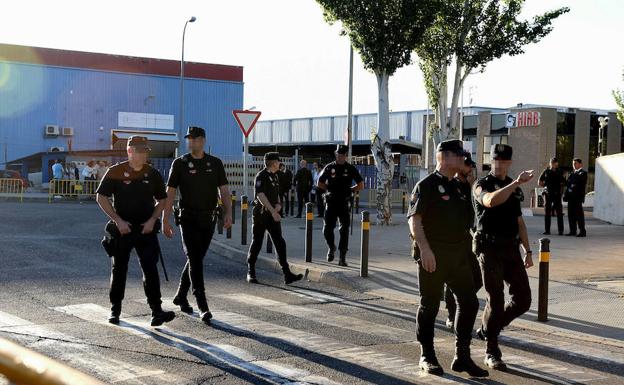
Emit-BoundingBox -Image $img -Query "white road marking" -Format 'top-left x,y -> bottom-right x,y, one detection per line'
0,310 -> 177,384
216,293 -> 416,342
54,304 -> 342,385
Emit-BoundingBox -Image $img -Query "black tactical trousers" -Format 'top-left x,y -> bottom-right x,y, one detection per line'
478,240 -> 531,351
567,199 -> 586,234
279,191 -> 290,215
297,189 -> 310,216
445,247 -> 483,321
323,202 -> 350,252
176,215 -> 216,311
247,210 -> 290,273
110,231 -> 162,310
544,193 -> 564,234
417,242 -> 479,350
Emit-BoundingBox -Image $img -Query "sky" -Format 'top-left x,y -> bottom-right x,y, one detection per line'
1,0 -> 623,120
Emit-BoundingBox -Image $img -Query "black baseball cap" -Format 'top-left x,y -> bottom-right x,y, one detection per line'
437,139 -> 465,155
336,144 -> 349,155
127,136 -> 151,151
550,157 -> 558,163
184,126 -> 206,138
264,152 -> 280,162
464,155 -> 476,168
491,144 -> 513,161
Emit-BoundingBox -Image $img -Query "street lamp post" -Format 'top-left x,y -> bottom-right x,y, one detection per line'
347,44 -> 354,163
179,16 -> 196,155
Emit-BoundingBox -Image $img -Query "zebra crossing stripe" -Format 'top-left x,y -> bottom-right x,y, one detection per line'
0,310 -> 177,384
53,304 -> 342,385
215,293 -> 416,342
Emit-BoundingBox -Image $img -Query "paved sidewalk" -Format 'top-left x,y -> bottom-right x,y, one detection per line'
211,205 -> 624,351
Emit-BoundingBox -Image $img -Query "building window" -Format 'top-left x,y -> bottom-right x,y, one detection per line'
482,135 -> 509,170
491,114 -> 510,135
556,113 -> 575,173
462,115 -> 478,137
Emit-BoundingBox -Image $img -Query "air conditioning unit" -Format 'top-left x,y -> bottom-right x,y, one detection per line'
49,146 -> 65,152
45,125 -> 60,136
62,127 -> 74,136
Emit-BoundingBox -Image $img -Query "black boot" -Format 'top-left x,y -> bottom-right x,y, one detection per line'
196,297 -> 212,325
484,340 -> 507,371
451,340 -> 489,377
326,245 -> 336,262
338,250 -> 348,267
284,270 -> 304,285
200,310 -> 213,324
150,306 -> 176,327
173,296 -> 193,314
108,303 -> 121,325
419,346 -> 444,375
246,264 -> 258,284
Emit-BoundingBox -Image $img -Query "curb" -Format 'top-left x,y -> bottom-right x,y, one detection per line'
210,238 -> 363,291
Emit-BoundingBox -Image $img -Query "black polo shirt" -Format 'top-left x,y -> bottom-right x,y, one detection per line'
96,161 -> 167,225
167,153 -> 228,212
406,171 -> 470,244
538,168 -> 564,196
254,168 -> 280,206
318,161 -> 363,202
473,173 -> 523,238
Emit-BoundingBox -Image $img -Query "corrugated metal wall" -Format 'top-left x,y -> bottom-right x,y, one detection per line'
0,61 -> 243,165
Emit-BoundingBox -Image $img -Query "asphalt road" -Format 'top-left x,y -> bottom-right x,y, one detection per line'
0,201 -> 622,385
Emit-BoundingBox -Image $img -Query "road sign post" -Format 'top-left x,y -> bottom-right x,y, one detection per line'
233,110 -> 262,198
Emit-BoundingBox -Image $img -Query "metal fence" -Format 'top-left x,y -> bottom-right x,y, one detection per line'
0,178 -> 25,202
49,179 -> 100,202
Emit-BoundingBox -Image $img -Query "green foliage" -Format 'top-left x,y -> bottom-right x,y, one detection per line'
316,0 -> 440,76
614,68 -> 624,124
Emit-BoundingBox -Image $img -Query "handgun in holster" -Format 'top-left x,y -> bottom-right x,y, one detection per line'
101,220 -> 121,258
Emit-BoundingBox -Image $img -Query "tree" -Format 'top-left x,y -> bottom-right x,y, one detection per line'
613,68 -> 624,124
316,0 -> 439,224
416,0 -> 569,145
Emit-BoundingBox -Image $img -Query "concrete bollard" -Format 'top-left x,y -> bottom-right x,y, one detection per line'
241,195 -> 248,246
266,233 -> 273,254
538,238 -> 550,322
217,199 -> 224,235
355,191 -> 360,214
360,211 -> 370,278
305,202 -> 314,263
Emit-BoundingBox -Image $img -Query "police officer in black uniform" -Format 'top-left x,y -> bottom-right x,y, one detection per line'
96,136 -> 175,327
277,163 -> 293,217
162,126 -> 231,324
317,145 -> 364,266
408,140 -> 487,377
538,157 -> 564,235
564,158 -> 588,237
473,144 -> 534,371
246,152 -> 304,285
444,154 -> 482,331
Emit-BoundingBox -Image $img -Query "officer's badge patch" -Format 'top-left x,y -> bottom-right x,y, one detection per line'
331,168 -> 336,174
207,162 -> 211,167
144,173 -> 148,178
142,180 -> 149,184
441,195 -> 450,201
123,180 -> 131,184
189,170 -> 197,174
438,185 -> 445,193
188,162 -> 194,168
123,172 -> 130,178
256,180 -> 262,187
494,184 -> 500,190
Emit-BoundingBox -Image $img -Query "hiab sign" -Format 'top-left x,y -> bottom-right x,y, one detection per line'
506,111 -> 541,128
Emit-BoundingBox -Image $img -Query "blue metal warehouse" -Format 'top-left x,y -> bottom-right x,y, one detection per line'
0,43 -> 243,181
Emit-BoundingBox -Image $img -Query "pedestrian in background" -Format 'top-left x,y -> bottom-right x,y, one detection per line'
277,163 -> 293,217
538,157 -> 565,235
564,158 -> 588,237
51,159 -> 63,180
293,160 -> 312,218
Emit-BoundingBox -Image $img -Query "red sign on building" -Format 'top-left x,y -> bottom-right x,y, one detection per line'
516,111 -> 541,127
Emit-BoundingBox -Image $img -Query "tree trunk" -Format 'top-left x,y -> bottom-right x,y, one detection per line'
449,61 -> 463,138
436,64 -> 448,142
373,71 -> 394,225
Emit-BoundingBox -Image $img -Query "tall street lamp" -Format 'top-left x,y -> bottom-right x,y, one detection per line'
179,16 -> 196,155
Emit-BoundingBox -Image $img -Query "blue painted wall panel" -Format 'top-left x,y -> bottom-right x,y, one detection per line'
0,62 -> 243,167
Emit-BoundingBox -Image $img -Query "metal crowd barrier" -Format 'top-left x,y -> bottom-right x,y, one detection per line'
0,179 -> 25,202
0,337 -> 106,385
48,179 -> 99,202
